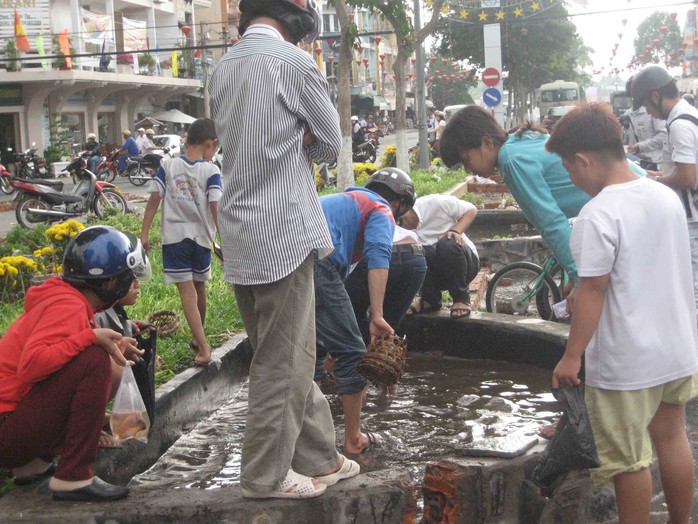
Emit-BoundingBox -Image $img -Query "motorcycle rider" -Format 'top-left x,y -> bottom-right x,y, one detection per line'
351,115 -> 364,145
622,76 -> 666,171
84,133 -> 101,174
118,130 -> 139,173
140,129 -> 158,155
135,128 -> 146,154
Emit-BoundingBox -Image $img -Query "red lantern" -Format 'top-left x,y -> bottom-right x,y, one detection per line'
355,59 -> 361,66
621,18 -> 628,26
680,48 -> 685,55
671,12 -> 678,20
357,46 -> 363,54
411,57 -> 416,65
435,70 -> 440,75
349,13 -> 355,21
230,37 -> 239,44
428,76 -> 433,82
363,58 -> 369,67
451,64 -> 456,69
327,38 -> 334,46
618,33 -> 623,39
450,74 -> 455,80
328,55 -> 334,63
379,53 -> 386,60
374,36 -> 381,45
180,25 -> 191,37
431,56 -> 437,63
314,47 -> 322,56
652,38 -> 661,47
442,58 -> 448,65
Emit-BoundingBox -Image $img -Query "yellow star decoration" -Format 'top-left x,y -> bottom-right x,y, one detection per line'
441,5 -> 450,15
513,7 -> 523,17
478,11 -> 488,21
425,0 -> 433,6
496,9 -> 505,20
459,9 -> 469,20
531,1 -> 541,10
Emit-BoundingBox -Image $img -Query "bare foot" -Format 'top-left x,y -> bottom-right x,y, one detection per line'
193,346 -> 212,366
537,424 -> 557,440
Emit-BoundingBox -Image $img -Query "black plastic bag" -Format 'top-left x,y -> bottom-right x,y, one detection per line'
531,385 -> 600,497
133,329 -> 157,425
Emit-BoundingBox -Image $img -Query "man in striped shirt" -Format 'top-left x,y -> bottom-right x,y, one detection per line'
209,0 -> 358,499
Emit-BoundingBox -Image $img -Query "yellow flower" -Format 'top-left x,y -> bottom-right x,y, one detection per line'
42,247 -> 55,255
33,249 -> 42,258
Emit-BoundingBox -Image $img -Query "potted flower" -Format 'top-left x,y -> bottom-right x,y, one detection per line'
5,40 -> 20,72
116,53 -> 134,74
138,53 -> 156,75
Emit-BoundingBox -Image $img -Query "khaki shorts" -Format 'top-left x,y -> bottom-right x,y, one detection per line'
585,372 -> 698,487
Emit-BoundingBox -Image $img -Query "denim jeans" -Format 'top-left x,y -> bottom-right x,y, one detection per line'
421,236 -> 480,306
314,257 -> 368,395
88,155 -> 101,174
234,255 -> 340,492
345,247 -> 427,344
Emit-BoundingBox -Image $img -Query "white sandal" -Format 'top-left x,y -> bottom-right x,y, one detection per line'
241,469 -> 326,499
314,455 -> 360,486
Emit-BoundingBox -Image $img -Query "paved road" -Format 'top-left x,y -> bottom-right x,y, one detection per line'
0,130 -> 420,237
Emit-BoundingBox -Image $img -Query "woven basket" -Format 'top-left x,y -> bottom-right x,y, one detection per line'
357,333 -> 408,387
147,310 -> 181,337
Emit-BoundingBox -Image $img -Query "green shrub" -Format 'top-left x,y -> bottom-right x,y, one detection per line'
460,192 -> 483,207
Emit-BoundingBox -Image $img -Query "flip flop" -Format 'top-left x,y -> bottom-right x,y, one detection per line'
361,432 -> 383,453
98,430 -> 123,449
450,304 -> 471,319
314,455 -> 360,486
406,300 -> 442,316
241,469 -> 326,499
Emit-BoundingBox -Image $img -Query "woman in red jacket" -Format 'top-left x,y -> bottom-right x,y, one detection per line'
0,226 -> 150,502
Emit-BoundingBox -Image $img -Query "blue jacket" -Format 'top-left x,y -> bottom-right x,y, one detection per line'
320,187 -> 395,279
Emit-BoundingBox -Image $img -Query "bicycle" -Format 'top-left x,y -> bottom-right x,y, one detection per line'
485,255 -> 568,321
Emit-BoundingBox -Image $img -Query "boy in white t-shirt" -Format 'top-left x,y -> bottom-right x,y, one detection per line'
140,118 -> 222,366
546,102 -> 698,524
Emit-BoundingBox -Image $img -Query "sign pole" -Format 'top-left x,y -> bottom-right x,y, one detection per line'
483,23 -> 505,128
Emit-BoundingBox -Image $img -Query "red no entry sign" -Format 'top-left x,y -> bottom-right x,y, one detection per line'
482,67 -> 500,87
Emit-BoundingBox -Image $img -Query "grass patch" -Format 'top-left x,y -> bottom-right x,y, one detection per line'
0,212 -> 244,387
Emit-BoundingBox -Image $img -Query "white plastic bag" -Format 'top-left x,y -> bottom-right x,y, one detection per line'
110,364 -> 151,443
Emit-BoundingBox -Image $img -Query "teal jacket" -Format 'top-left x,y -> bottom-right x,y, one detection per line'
498,131 -> 645,284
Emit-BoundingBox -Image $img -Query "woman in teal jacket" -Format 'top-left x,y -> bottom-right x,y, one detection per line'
441,105 -> 643,287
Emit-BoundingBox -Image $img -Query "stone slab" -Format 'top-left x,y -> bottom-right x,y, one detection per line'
0,470 -> 415,524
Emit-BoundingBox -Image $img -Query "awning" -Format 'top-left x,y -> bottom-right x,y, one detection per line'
373,95 -> 388,109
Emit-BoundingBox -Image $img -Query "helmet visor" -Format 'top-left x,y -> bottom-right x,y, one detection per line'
126,238 -> 152,282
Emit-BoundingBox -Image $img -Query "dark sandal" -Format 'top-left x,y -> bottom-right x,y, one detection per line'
361,431 -> 383,453
14,463 -> 56,486
406,300 -> 442,316
450,304 -> 471,319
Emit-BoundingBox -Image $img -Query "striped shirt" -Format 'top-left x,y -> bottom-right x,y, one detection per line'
209,24 -> 341,285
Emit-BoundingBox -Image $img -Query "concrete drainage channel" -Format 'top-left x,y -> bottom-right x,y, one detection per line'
0,311 -> 688,522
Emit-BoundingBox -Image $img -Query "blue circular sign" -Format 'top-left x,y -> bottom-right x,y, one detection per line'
483,88 -> 502,108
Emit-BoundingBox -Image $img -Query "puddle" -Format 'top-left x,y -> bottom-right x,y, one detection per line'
135,354 -> 558,492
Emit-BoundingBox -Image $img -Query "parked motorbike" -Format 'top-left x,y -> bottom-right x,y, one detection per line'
14,144 -> 49,178
364,126 -> 383,147
352,139 -> 377,164
95,148 -> 120,183
125,148 -> 169,186
0,162 -> 15,195
13,154 -> 128,229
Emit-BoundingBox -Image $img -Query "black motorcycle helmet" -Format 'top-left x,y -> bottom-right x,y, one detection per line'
630,65 -> 674,110
365,167 -> 416,219
238,0 -> 321,45
63,226 -> 152,307
625,76 -> 633,97
683,93 -> 695,106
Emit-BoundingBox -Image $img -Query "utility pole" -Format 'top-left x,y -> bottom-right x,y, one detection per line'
414,0 -> 429,169
201,22 -> 211,118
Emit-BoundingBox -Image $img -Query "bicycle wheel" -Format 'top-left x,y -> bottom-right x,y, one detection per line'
486,261 -> 562,320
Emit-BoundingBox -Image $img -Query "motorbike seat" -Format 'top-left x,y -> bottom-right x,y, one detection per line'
17,177 -> 63,188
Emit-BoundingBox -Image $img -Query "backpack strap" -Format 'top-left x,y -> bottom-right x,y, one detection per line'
666,113 -> 698,218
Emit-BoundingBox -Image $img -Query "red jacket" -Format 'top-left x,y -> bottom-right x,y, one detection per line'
0,277 -> 98,413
